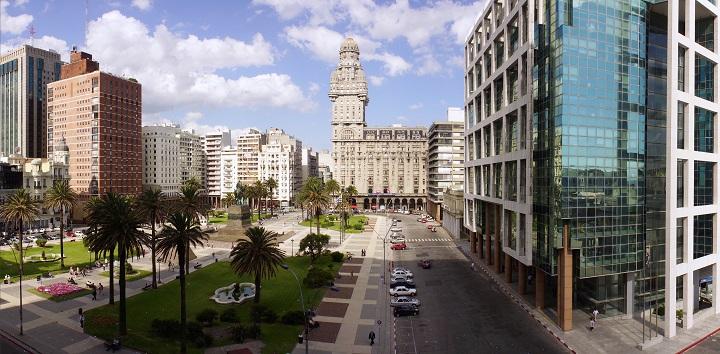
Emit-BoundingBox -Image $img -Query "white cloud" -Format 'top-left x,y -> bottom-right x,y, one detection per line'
85,11 -> 312,113
0,0 -> 33,34
144,111 -> 257,140
409,103 -> 423,110
252,0 -> 339,26
1,35 -> 70,60
416,54 -> 442,76
14,0 -> 29,6
308,82 -> 320,94
131,0 -> 151,10
368,75 -> 384,86
284,25 -> 409,76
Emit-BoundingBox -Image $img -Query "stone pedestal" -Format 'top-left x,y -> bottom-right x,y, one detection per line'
215,205 -> 252,241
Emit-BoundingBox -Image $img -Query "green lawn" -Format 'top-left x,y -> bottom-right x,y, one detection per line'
251,213 -> 272,222
100,269 -> 152,282
208,213 -> 228,224
27,287 -> 93,302
84,255 -> 340,354
299,215 -> 368,233
0,242 -> 100,280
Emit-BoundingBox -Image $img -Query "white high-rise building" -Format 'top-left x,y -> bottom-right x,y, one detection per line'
318,149 -> 334,182
427,107 -> 465,221
258,128 -> 302,206
203,130 -> 231,206
301,147 -> 319,182
142,124 -> 204,195
220,146 -> 238,196
179,129 -> 205,186
236,129 -> 266,186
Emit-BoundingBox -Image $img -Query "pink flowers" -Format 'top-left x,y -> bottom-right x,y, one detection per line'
37,283 -> 84,297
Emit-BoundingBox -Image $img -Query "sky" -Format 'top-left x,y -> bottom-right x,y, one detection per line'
1,0 -> 485,150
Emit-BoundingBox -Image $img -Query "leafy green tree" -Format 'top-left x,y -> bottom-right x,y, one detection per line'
156,212 -> 208,354
264,177 -> 278,216
44,180 -> 78,268
83,193 -> 147,336
182,176 -> 202,191
136,188 -> 165,288
229,226 -> 285,303
0,189 -> 39,335
324,179 -> 341,207
222,192 -> 236,208
298,233 -> 330,263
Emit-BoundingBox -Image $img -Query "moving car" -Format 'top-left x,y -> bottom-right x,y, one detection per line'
389,286 -> 417,296
390,242 -> 407,250
74,230 -> 85,237
393,304 -> 420,317
391,296 -> 421,307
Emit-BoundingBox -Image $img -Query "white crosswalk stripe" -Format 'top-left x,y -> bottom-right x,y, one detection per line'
405,238 -> 453,242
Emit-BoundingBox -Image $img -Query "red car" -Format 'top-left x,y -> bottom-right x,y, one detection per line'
391,242 -> 407,250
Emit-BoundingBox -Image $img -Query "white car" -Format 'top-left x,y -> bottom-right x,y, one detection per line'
390,296 -> 421,307
392,266 -> 411,273
391,276 -> 414,284
389,286 -> 417,296
392,269 -> 413,278
74,230 -> 85,237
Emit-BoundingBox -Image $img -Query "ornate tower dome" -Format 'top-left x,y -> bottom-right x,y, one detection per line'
340,37 -> 360,54
54,136 -> 70,152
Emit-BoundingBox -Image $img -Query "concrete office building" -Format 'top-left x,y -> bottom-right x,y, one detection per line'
220,146 -> 238,196
301,147 -> 319,181
236,129 -> 266,186
178,128 -> 205,186
47,50 -> 142,199
203,130 -> 231,207
142,124 -> 203,195
330,38 -> 428,211
1,45 -> 63,158
427,107 -> 465,221
464,0 -> 719,338
258,128 -> 302,206
318,149 -> 334,182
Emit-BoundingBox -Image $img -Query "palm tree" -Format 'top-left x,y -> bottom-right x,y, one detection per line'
252,180 -> 267,221
324,179 -> 341,208
136,188 -> 165,289
345,185 -> 358,200
84,196 -> 116,304
264,177 -> 278,216
302,177 -> 330,234
174,183 -> 208,275
294,188 -> 308,220
229,226 -> 285,303
0,189 -> 39,336
156,212 -> 208,354
182,176 -> 202,191
222,192 -> 235,209
83,193 -> 147,336
44,180 -> 78,269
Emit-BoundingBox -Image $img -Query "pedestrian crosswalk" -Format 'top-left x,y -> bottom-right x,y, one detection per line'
405,238 -> 453,242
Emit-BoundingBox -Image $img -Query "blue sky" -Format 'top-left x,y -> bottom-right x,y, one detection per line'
1,0 -> 484,150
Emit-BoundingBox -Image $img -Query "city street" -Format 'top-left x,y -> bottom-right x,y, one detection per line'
687,329 -> 720,354
385,213 -> 567,354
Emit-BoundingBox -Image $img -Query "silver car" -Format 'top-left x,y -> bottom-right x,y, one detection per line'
390,296 -> 421,307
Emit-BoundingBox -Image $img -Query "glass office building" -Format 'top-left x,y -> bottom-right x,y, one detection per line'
464,0 -> 718,338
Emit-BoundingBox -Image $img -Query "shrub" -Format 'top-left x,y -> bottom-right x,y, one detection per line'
231,325 -> 246,343
41,250 -> 46,260
196,308 -> 218,326
303,267 -> 334,288
35,238 -> 47,247
281,310 -> 306,325
186,322 -> 204,338
150,319 -> 181,338
330,251 -> 344,262
298,233 -> 330,263
353,223 -> 364,230
192,333 -> 214,348
250,304 -> 277,323
125,262 -> 133,273
247,324 -> 261,339
220,308 -> 238,323
262,309 -> 277,323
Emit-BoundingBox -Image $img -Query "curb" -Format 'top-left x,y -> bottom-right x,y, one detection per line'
676,326 -> 720,353
456,244 -> 577,354
0,327 -> 40,354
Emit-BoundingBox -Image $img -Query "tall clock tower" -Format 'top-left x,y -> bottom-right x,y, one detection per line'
329,38 -> 368,142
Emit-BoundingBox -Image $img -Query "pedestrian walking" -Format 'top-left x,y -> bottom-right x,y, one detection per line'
590,319 -> 596,331
98,283 -> 104,295
592,309 -> 599,321
369,330 -> 376,345
92,288 -> 97,301
80,314 -> 84,328
470,262 -> 475,271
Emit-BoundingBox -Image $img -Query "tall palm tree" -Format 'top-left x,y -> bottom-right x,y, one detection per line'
264,177 -> 278,216
156,212 -> 208,354
136,188 -> 165,289
252,180 -> 267,221
294,188 -> 308,220
222,192 -> 235,209
324,179 -> 341,208
174,183 -> 208,275
0,189 -> 39,336
84,196 -> 116,304
302,177 -> 330,234
182,176 -> 202,191
229,226 -> 285,303
44,180 -> 78,268
345,185 -> 358,200
83,193 -> 147,336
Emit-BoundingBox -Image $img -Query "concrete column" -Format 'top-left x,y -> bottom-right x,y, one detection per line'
714,263 -> 720,315
535,266 -> 545,309
485,204 -> 492,265
518,263 -> 527,294
558,223 -> 573,331
626,273 -> 634,319
505,254 -> 512,283
470,231 -> 477,254
479,227 -> 484,259
494,204 -> 502,273
684,271 -> 694,329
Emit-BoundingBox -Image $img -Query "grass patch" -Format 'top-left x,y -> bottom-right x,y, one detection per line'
250,213 -> 272,222
28,287 -> 92,302
208,213 -> 228,224
299,215 -> 368,233
99,269 -> 152,282
0,242 -> 108,281
84,255 -> 340,354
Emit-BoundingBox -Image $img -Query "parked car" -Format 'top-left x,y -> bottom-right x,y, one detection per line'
390,236 -> 405,243
393,304 -> 420,317
392,269 -> 414,278
73,230 -> 85,237
393,266 -> 411,273
390,242 -> 407,250
47,234 -> 60,240
418,260 -> 432,269
389,286 -> 417,297
391,296 -> 421,307
390,281 -> 416,289
391,277 -> 415,285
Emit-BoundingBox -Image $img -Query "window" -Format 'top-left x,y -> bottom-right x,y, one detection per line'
693,214 -> 714,259
677,102 -> 685,149
694,107 -> 715,153
677,218 -> 685,264
677,159 -> 685,207
694,161 -> 714,206
493,163 -> 502,198
678,47 -> 686,91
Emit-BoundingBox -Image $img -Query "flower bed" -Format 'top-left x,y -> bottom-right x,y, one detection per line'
37,282 -> 85,297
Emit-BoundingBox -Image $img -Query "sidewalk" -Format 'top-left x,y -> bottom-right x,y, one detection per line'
455,239 -> 720,354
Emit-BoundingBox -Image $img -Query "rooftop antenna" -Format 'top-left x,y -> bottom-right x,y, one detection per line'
27,24 -> 36,47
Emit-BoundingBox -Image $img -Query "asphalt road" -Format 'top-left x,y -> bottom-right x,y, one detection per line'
688,329 -> 720,354
386,213 -> 568,354
0,334 -> 32,354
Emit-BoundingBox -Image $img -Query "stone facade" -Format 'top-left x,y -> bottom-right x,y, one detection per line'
330,38 -> 428,211
258,128 -> 302,206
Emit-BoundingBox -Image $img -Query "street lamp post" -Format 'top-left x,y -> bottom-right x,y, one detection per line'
281,264 -> 308,354
291,239 -> 294,257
